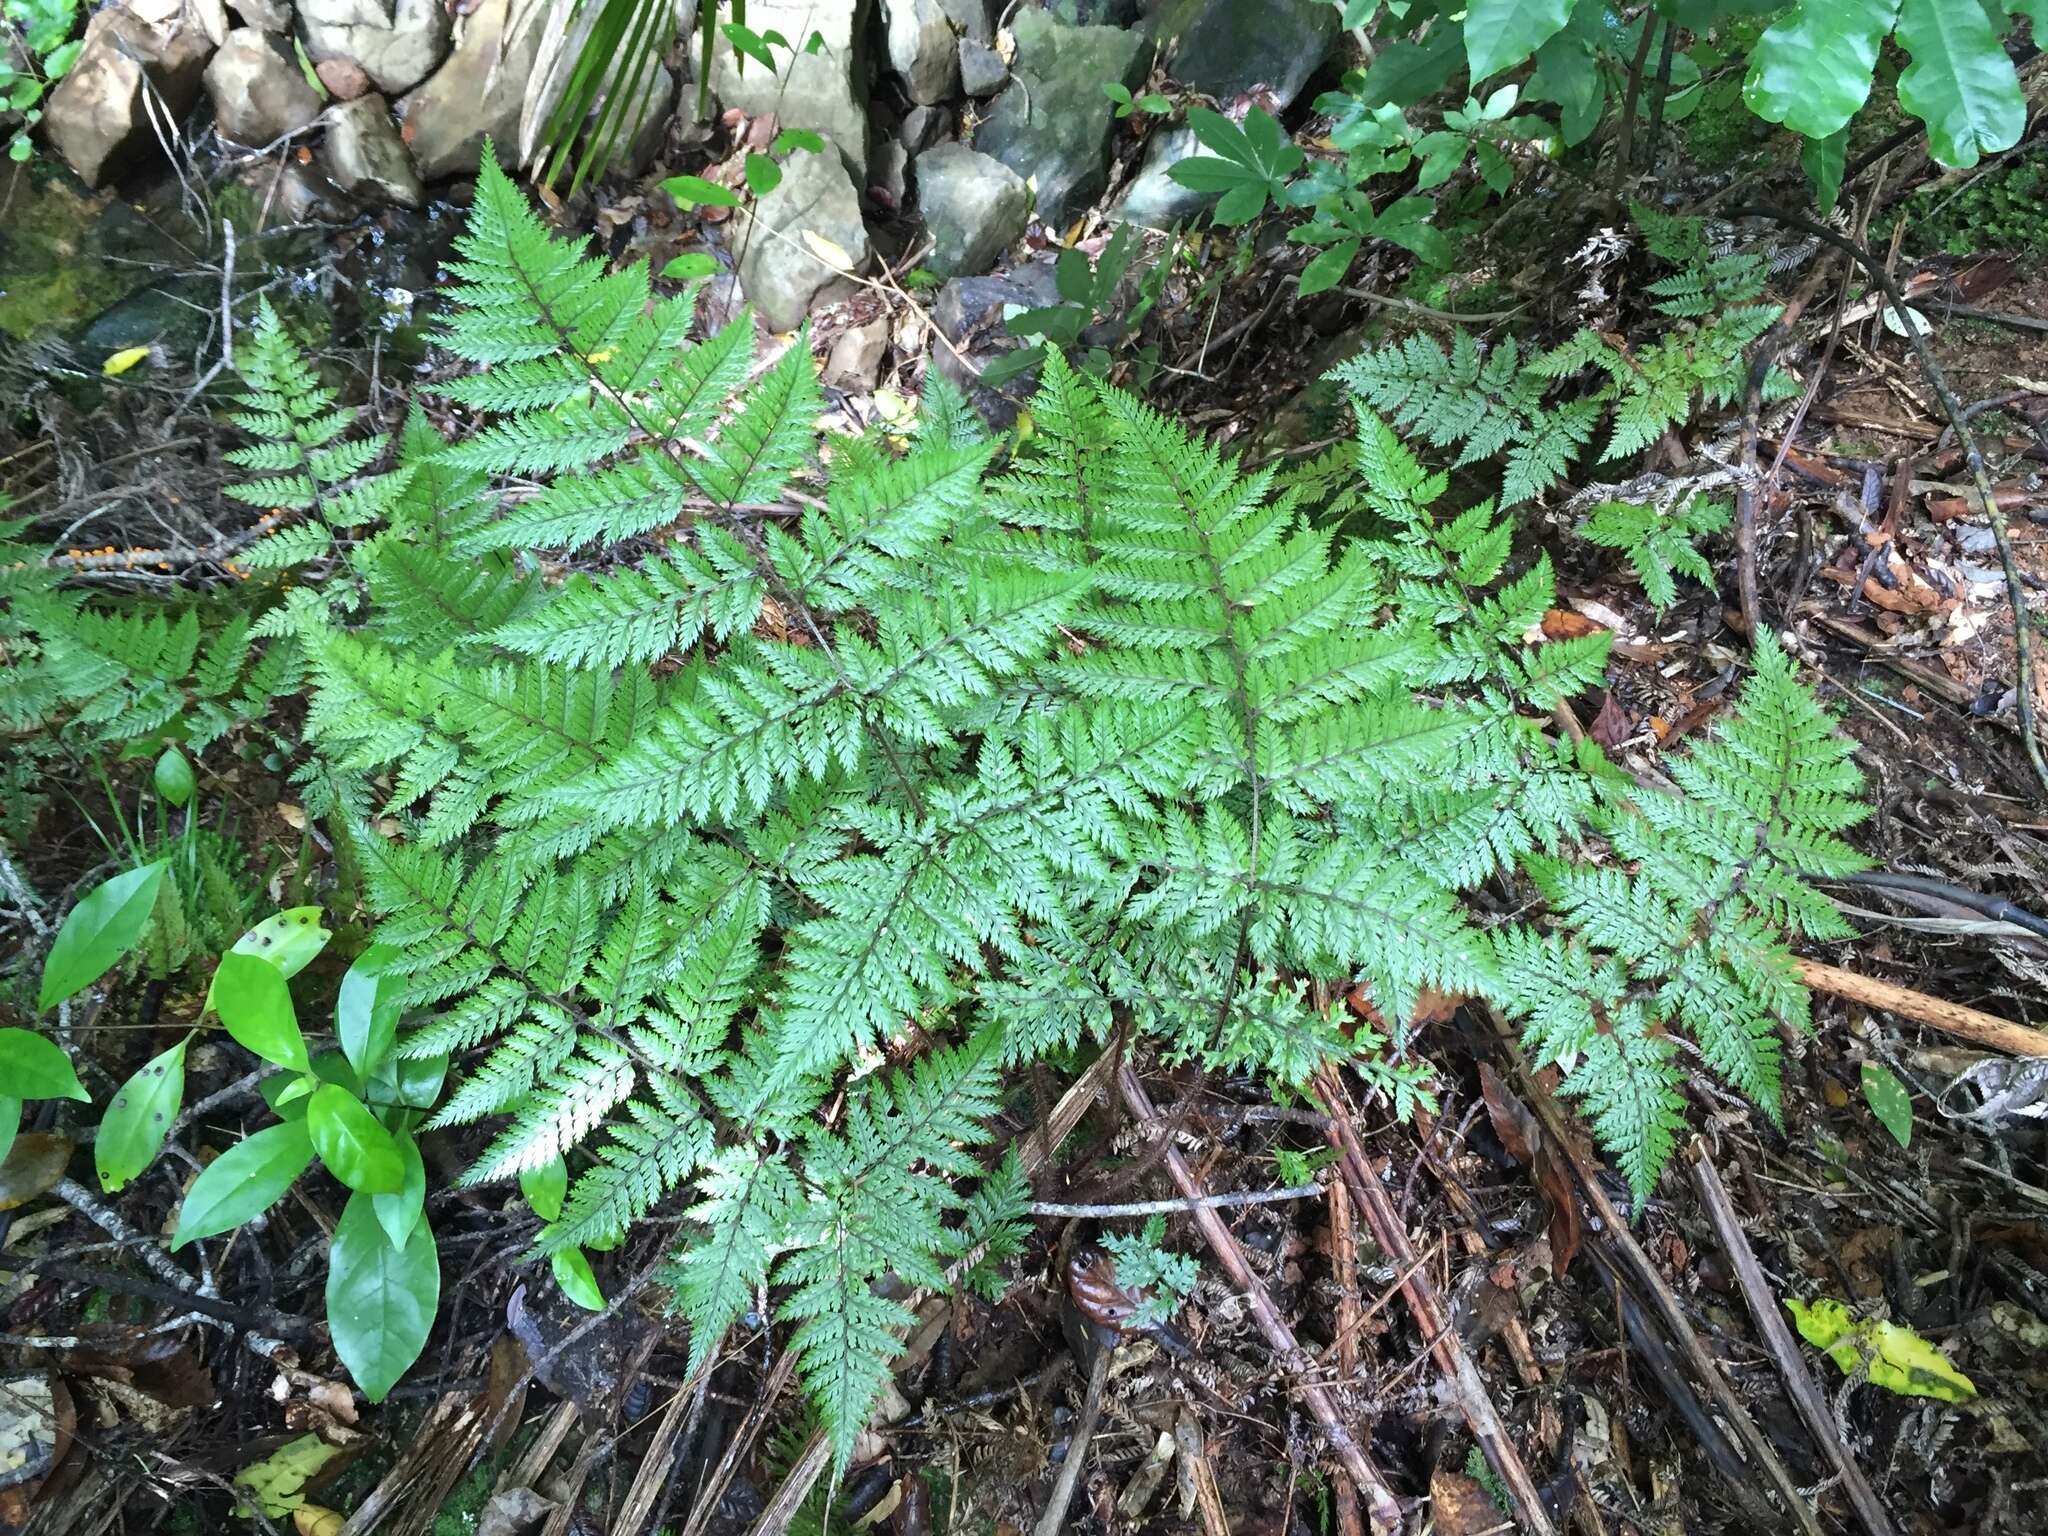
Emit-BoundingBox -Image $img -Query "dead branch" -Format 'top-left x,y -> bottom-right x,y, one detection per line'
1794,957 -> 2048,1056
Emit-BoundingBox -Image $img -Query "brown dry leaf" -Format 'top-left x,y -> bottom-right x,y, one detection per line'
0,1135 -> 73,1211
1589,692 -> 1633,748
1478,1065 -> 1580,1274
1540,607 -> 1604,640
1429,1466 -> 1502,1536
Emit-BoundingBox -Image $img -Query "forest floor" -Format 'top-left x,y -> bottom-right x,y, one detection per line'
2,93 -> 2047,1536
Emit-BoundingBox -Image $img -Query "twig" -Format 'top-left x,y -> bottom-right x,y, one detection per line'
1026,1183 -> 1325,1217
1328,1168 -> 1366,1536
1338,285 -> 1527,325
1734,204 -> 2048,802
1734,256 -> 1835,637
1119,1064 -> 1406,1535
1312,1066 -> 1557,1536
1493,1020 -> 1829,1536
1794,957 -> 2048,1056
1689,1146 -> 1903,1536
1032,1343 -> 1113,1536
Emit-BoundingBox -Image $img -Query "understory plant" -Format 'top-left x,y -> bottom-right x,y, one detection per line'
5,149 -> 1868,1450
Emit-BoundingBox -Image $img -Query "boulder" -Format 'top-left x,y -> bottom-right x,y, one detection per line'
298,0 -> 450,97
322,93 -> 425,205
709,0 -> 871,175
205,27 -> 324,145
41,5 -> 214,188
230,0 -> 292,28
823,315 -> 888,390
898,103 -> 947,153
1112,123 -> 1210,228
1151,0 -> 1337,109
737,142 -> 872,333
398,0 -> 550,179
937,0 -> 990,43
957,38 -> 1004,97
916,142 -> 1025,277
973,8 -> 1149,228
882,0 -> 955,105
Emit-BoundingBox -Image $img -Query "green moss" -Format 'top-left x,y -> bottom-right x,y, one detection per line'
0,177 -> 139,340
1881,148 -> 2048,255
431,1458 -> 496,1536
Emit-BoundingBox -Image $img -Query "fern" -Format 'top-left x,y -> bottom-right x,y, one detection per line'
1580,495 -> 1732,610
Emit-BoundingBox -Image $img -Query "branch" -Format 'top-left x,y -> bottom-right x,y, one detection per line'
1026,1182 -> 1326,1218
1794,957 -> 2048,1056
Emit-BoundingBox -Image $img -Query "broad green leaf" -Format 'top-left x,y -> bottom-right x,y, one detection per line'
210,952 -> 311,1073
307,1084 -> 405,1193
38,861 -> 167,1008
1800,128 -> 1848,213
373,1133 -> 426,1249
153,747 -> 196,806
1787,1297 -> 1976,1400
1414,130 -> 1467,189
1742,0 -> 1897,141
1859,1061 -> 1912,1148
551,1245 -> 605,1310
1466,0 -> 1575,83
228,908 -> 330,980
0,1028 -> 89,1102
1894,0 -> 2025,168
1299,237 -> 1361,296
327,1191 -> 438,1401
773,128 -> 826,154
663,173 -> 740,208
743,151 -> 782,196
336,944 -> 402,1080
262,1053 -> 362,1121
96,1039 -> 186,1192
1362,21 -> 1466,107
521,1155 -> 567,1222
367,1050 -> 447,1112
172,1120 -> 314,1248
0,1098 -> 17,1168
664,252 -> 719,279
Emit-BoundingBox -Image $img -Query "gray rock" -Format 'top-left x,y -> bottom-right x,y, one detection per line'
205,28 -> 324,146
236,154 -> 352,221
958,38 -> 1004,96
932,256 -> 1059,427
973,8 -> 1149,228
710,0 -> 871,175
1112,123 -> 1211,228
229,0 -> 291,28
883,0 -> 955,104
737,142 -> 872,333
1052,0 -> 1137,22
939,0 -> 990,43
42,7 -> 213,188
916,142 -> 1025,277
397,0 -> 550,179
322,93 -> 425,205
1152,0 -> 1337,110
824,315 -> 889,389
298,0 -> 451,97
898,103 -> 948,153
870,138 -> 909,205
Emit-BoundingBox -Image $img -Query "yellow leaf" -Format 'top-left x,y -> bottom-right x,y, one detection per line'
801,230 -> 856,272
295,1507 -> 345,1536
102,345 -> 152,377
1787,1297 -> 1977,1402
234,1434 -> 347,1518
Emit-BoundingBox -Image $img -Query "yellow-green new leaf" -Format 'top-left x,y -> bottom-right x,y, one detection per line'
1788,1297 -> 1977,1401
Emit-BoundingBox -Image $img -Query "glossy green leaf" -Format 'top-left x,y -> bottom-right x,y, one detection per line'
307,1084 -> 405,1194
327,1191 -> 438,1402
773,128 -> 825,154
743,151 -> 782,196
1800,128 -> 1848,213
1465,0 -> 1575,83
96,1039 -> 186,1192
38,861 -> 167,1008
663,174 -> 740,209
228,908 -> 331,980
153,747 -> 196,807
0,1028 -> 90,1103
367,1051 -> 447,1112
1859,1061 -> 1913,1149
336,944 -> 402,1080
520,1155 -> 567,1222
1299,237 -> 1361,296
373,1133 -> 426,1249
210,952 -> 311,1073
172,1120 -> 313,1248
1894,0 -> 2025,168
663,252 -> 719,279
1742,0 -> 1897,141
551,1245 -> 605,1310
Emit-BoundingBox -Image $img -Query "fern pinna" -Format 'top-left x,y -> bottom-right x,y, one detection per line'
241,150 -> 1869,1457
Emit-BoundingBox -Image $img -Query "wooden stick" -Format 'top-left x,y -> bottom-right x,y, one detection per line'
1032,1344 -> 1114,1536
1312,1067 -> 1557,1536
1118,1065 -> 1406,1535
1795,958 -> 2048,1056
1689,1146 -> 1903,1536
1328,1173 -> 1367,1536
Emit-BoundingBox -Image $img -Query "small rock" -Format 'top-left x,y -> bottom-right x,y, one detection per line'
870,138 -> 909,206
298,0 -> 451,97
824,316 -> 889,389
898,103 -> 948,153
1112,123 -> 1211,229
322,93 -> 426,206
932,256 -> 1059,427
476,1487 -> 555,1536
711,0 -> 871,174
205,27 -> 325,145
916,141 -> 1025,277
737,140 -> 872,333
937,0 -> 990,44
1152,0 -> 1338,110
230,0 -> 291,28
238,156 -> 352,222
42,5 -> 214,187
883,0 -> 956,104
957,38 -> 1004,97
317,56 -> 373,100
974,8 -> 1150,228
